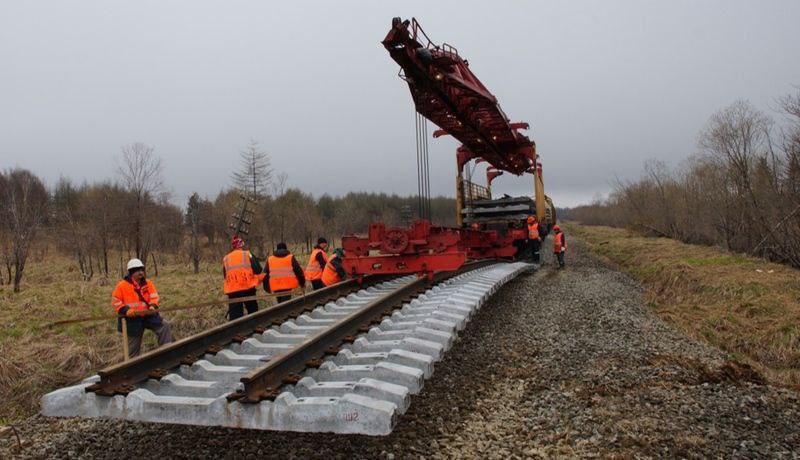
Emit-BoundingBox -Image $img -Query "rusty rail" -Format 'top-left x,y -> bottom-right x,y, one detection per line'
228,260 -> 498,403
86,277 -> 391,396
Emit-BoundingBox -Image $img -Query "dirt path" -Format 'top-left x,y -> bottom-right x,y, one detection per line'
3,239 -> 798,458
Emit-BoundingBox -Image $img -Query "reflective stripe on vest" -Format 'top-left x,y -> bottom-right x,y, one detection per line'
124,301 -> 148,310
305,248 -> 328,281
223,250 -> 258,294
111,279 -> 158,313
528,222 -> 539,239
269,254 -> 300,291
321,255 -> 342,286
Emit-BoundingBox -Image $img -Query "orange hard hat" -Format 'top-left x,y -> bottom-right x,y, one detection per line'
552,224 -> 561,231
527,216 -> 536,222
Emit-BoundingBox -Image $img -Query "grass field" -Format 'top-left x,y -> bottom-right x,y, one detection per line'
569,223 -> 800,389
0,248 -> 308,425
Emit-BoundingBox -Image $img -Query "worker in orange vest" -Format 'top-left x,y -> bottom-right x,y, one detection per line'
553,224 -> 567,269
305,237 -> 329,291
112,258 -> 173,358
223,235 -> 264,321
322,248 -> 347,286
264,242 -> 305,303
527,215 -> 541,264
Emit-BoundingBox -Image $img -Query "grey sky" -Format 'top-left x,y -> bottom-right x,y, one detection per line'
2,1 -> 799,208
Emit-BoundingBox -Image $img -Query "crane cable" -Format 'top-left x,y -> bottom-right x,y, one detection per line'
415,111 -> 432,221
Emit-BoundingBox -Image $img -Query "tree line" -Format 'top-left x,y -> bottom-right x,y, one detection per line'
568,89 -> 800,267
1,140 -> 457,292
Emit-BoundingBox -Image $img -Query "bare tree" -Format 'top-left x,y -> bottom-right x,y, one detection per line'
779,90 -> 800,200
0,169 -> 49,292
82,182 -> 122,276
116,142 -> 164,260
0,213 -> 12,284
268,172 -> 289,243
52,178 -> 92,279
698,100 -> 773,206
232,139 -> 273,199
186,193 -> 202,274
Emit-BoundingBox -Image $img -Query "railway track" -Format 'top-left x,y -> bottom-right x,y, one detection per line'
42,260 -> 531,435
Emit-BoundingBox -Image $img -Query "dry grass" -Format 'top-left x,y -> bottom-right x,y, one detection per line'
0,248 -> 312,424
569,223 -> 800,389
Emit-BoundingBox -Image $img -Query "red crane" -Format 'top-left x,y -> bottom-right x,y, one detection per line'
341,17 -> 553,279
381,17 -> 536,176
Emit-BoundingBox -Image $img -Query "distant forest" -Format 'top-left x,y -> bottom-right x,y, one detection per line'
0,143 -> 458,292
567,90 -> 800,268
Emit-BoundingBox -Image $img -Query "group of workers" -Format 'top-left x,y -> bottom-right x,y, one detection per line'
113,221 -> 565,357
526,215 -> 566,269
222,235 -> 347,319
112,237 -> 347,357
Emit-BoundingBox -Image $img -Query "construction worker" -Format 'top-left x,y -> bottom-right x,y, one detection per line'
322,248 -> 347,286
305,237 -> 329,290
264,242 -> 305,303
112,258 -> 173,358
538,221 -> 549,243
527,215 -> 541,264
553,224 -> 567,268
223,235 -> 264,321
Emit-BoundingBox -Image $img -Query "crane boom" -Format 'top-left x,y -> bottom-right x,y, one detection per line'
382,17 -> 535,175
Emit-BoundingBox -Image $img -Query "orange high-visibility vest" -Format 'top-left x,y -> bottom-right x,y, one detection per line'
321,254 -> 342,286
223,250 -> 260,294
305,248 -> 328,281
554,232 -> 566,253
111,278 -> 160,314
268,254 -> 300,292
527,222 -> 540,239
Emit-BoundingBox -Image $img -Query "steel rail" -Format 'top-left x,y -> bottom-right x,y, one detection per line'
86,276 -> 392,396
228,260 -> 499,403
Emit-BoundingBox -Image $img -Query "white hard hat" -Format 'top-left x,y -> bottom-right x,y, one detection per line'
126,258 -> 145,271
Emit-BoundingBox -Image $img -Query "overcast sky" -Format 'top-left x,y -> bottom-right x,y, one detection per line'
2,1 -> 799,207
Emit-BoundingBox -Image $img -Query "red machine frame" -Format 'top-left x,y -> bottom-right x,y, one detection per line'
342,17 -> 546,278
341,220 -> 522,279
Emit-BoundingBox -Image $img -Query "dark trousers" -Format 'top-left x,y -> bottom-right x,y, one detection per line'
228,289 -> 258,321
128,320 -> 173,358
556,251 -> 565,268
311,279 -> 325,291
529,238 -> 541,263
275,289 -> 292,303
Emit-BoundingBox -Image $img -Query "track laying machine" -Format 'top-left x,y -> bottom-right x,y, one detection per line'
342,17 -> 556,279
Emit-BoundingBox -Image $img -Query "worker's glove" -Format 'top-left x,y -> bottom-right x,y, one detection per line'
125,309 -> 139,318
148,305 -> 158,311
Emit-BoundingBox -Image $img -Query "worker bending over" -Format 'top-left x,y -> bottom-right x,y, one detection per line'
553,224 -> 567,269
223,236 -> 264,321
322,248 -> 347,286
305,237 -> 329,290
264,242 -> 305,302
112,258 -> 173,358
527,215 -> 541,264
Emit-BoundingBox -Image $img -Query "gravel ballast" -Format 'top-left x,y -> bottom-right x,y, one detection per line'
3,238 -> 798,458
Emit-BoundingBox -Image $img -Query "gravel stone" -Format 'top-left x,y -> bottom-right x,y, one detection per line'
2,239 -> 798,458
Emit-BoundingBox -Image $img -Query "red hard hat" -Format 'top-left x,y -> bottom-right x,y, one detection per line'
527,216 -> 536,222
552,225 -> 561,231
231,236 -> 244,249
